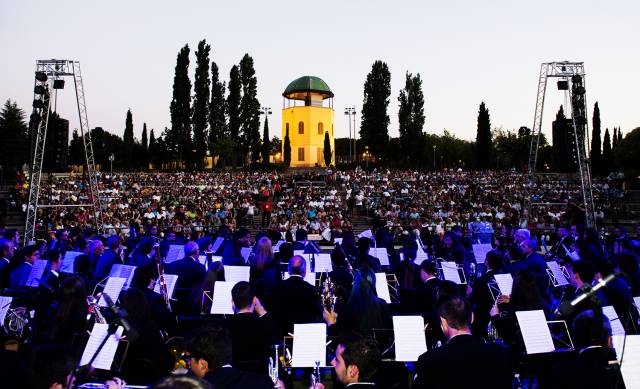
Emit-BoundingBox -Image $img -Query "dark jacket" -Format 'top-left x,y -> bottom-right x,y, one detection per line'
271,275 -> 322,335
164,256 -> 206,290
204,366 -> 273,389
223,312 -> 280,374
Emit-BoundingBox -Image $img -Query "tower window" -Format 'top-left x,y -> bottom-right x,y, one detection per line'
318,122 -> 324,135
298,122 -> 304,134
298,147 -> 305,161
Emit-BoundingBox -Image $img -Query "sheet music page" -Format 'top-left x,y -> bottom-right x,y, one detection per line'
369,248 -> 390,267
25,259 -> 48,287
603,306 -> 626,336
293,250 -> 305,257
493,273 -> 513,296
393,316 -> 427,361
358,230 -> 373,240
441,261 -> 462,284
292,323 -> 327,367
414,249 -> 429,265
472,244 -> 492,264
110,265 -> 136,288
283,272 -> 315,286
546,261 -> 569,286
210,281 -> 234,314
61,251 -> 83,273
312,254 -> 333,272
211,237 -> 225,253
99,277 -> 127,307
515,310 -> 555,354
240,247 -> 252,262
224,266 -> 250,285
154,274 -> 178,297
633,296 -> 640,317
165,245 -> 184,264
375,273 -> 392,303
198,255 -> 222,267
0,296 -> 13,325
333,238 -> 343,245
620,335 -> 640,389
80,323 -> 124,370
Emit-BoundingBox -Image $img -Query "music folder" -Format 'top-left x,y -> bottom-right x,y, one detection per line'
441,261 -> 462,284
515,310 -> 555,354
602,306 -> 626,336
99,277 -> 127,307
211,281 -> 234,315
493,273 -> 513,296
393,316 -> 427,361
165,244 -> 184,264
109,264 -> 136,289
79,323 -> 124,370
292,323 -> 327,367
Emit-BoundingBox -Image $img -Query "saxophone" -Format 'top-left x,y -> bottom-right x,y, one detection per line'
155,244 -> 172,312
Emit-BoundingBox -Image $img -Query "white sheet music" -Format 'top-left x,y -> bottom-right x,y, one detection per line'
210,281 -> 234,314
283,272 -> 316,286
369,247 -> 390,267
441,261 -> 462,284
620,335 -> 640,389
358,230 -> 373,240
211,237 -> 225,253
546,261 -> 569,286
154,274 -> 178,297
493,273 -> 513,296
165,244 -> 184,264
109,265 -> 136,288
603,306 -> 626,336
515,310 -> 555,354
393,316 -> 427,361
292,323 -> 327,367
99,277 -> 127,307
224,266 -> 250,285
414,248 -> 430,265
472,244 -> 492,264
61,251 -> 83,273
633,296 -> 640,317
0,296 -> 13,326
198,255 -> 222,267
240,247 -> 252,262
25,259 -> 48,287
375,273 -> 392,303
333,238 -> 343,245
293,250 -> 305,257
79,323 -> 124,370
306,253 -> 332,273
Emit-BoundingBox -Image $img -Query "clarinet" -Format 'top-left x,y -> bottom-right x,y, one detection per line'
155,244 -> 172,312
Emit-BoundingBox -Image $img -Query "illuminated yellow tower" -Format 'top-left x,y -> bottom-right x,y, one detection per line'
282,76 -> 334,167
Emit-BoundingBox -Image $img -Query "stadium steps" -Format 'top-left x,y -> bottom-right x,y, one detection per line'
0,185 -> 25,234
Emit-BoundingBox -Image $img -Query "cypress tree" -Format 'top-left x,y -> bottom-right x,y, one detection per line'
0,99 -> 29,168
262,116 -> 270,164
227,65 -> 241,166
239,54 -> 261,163
123,109 -> 134,168
209,61 -> 227,149
602,128 -> 612,174
475,102 -> 492,170
617,128 -> 623,145
398,72 -> 425,167
192,40 -> 211,169
590,102 -> 602,175
613,127 -> 618,148
360,60 -> 391,160
283,128 -> 291,167
169,44 -> 192,168
324,131 -> 332,167
141,123 -> 148,149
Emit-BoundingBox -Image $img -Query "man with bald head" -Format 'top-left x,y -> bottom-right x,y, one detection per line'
165,241 -> 206,289
271,255 -> 323,335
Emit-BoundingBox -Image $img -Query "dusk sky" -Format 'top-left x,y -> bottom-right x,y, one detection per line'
1,0 -> 637,143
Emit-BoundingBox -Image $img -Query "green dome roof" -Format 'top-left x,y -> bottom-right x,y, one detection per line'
283,76 -> 334,99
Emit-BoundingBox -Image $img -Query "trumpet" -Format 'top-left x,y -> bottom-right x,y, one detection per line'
268,344 -> 279,388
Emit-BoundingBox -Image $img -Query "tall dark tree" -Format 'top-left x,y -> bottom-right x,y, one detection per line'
261,116 -> 270,164
227,65 -> 242,166
590,102 -> 602,175
141,123 -> 148,149
0,100 -> 29,169
613,127 -> 618,149
169,44 -> 192,167
69,129 -> 84,165
475,102 -> 492,170
324,132 -> 332,167
398,72 -> 425,167
617,128 -> 623,145
148,129 -> 158,168
602,128 -> 612,173
360,60 -> 391,160
209,61 -> 227,149
551,105 -> 577,172
283,128 -> 291,167
192,40 -> 211,169
123,109 -> 134,168
239,54 -> 261,163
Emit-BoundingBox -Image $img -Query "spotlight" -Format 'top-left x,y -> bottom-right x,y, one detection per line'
574,86 -> 586,95
572,75 -> 582,83
34,85 -> 46,95
53,79 -> 65,89
557,81 -> 569,90
35,71 -> 48,82
30,113 -> 41,123
33,99 -> 45,109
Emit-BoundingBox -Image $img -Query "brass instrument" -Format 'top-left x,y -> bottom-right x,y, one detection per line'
320,275 -> 337,313
268,344 -> 279,388
310,360 -> 321,388
3,306 -> 30,339
87,295 -> 106,324
155,244 -> 172,312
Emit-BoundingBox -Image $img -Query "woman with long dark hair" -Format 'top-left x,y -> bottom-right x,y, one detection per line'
47,276 -> 89,344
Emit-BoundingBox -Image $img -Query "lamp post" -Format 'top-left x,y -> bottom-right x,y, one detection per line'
109,153 -> 114,175
344,106 -> 356,164
432,145 -> 436,171
364,145 -> 370,170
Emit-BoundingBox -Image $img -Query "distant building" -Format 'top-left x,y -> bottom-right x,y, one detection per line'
282,76 -> 335,167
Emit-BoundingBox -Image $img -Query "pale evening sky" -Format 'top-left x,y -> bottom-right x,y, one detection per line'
1,0 -> 637,144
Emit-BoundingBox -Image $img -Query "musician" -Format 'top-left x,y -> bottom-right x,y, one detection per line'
548,224 -> 574,263
329,248 -> 354,299
130,237 -> 155,268
616,252 -> 640,296
353,237 -> 381,273
165,241 -> 206,290
417,260 -> 441,315
130,264 -> 176,333
95,235 -> 124,278
0,238 -> 14,288
224,281 -> 279,374
189,262 -> 225,315
41,250 -> 63,293
292,229 -> 320,254
330,337 -> 381,388
470,250 -> 505,338
249,237 -> 281,300
184,324 -> 275,388
413,295 -> 511,389
271,255 -> 323,335
10,245 -> 39,288
594,260 -> 634,332
220,228 -> 252,266
44,275 -> 89,343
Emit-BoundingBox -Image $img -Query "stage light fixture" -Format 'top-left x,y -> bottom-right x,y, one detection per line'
557,81 -> 569,90
572,75 -> 582,83
34,85 -> 46,95
35,72 -> 48,82
53,79 -> 65,89
33,99 -> 44,109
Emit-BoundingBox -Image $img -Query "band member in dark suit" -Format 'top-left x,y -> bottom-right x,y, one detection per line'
95,235 -> 124,278
10,245 -> 39,288
184,325 -> 275,389
413,295 -> 511,389
521,239 -> 549,296
0,238 -> 15,288
130,237 -> 155,268
165,241 -> 206,290
221,228 -> 252,266
470,250 -> 505,338
224,281 -> 279,374
271,255 -> 323,336
332,337 -> 381,388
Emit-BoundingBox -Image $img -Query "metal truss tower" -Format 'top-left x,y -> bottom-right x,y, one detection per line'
524,61 -> 595,229
24,60 -> 103,245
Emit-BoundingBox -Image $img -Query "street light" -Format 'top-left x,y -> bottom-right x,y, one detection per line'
344,106 -> 356,164
109,153 -> 114,175
432,145 -> 436,171
364,145 -> 370,170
